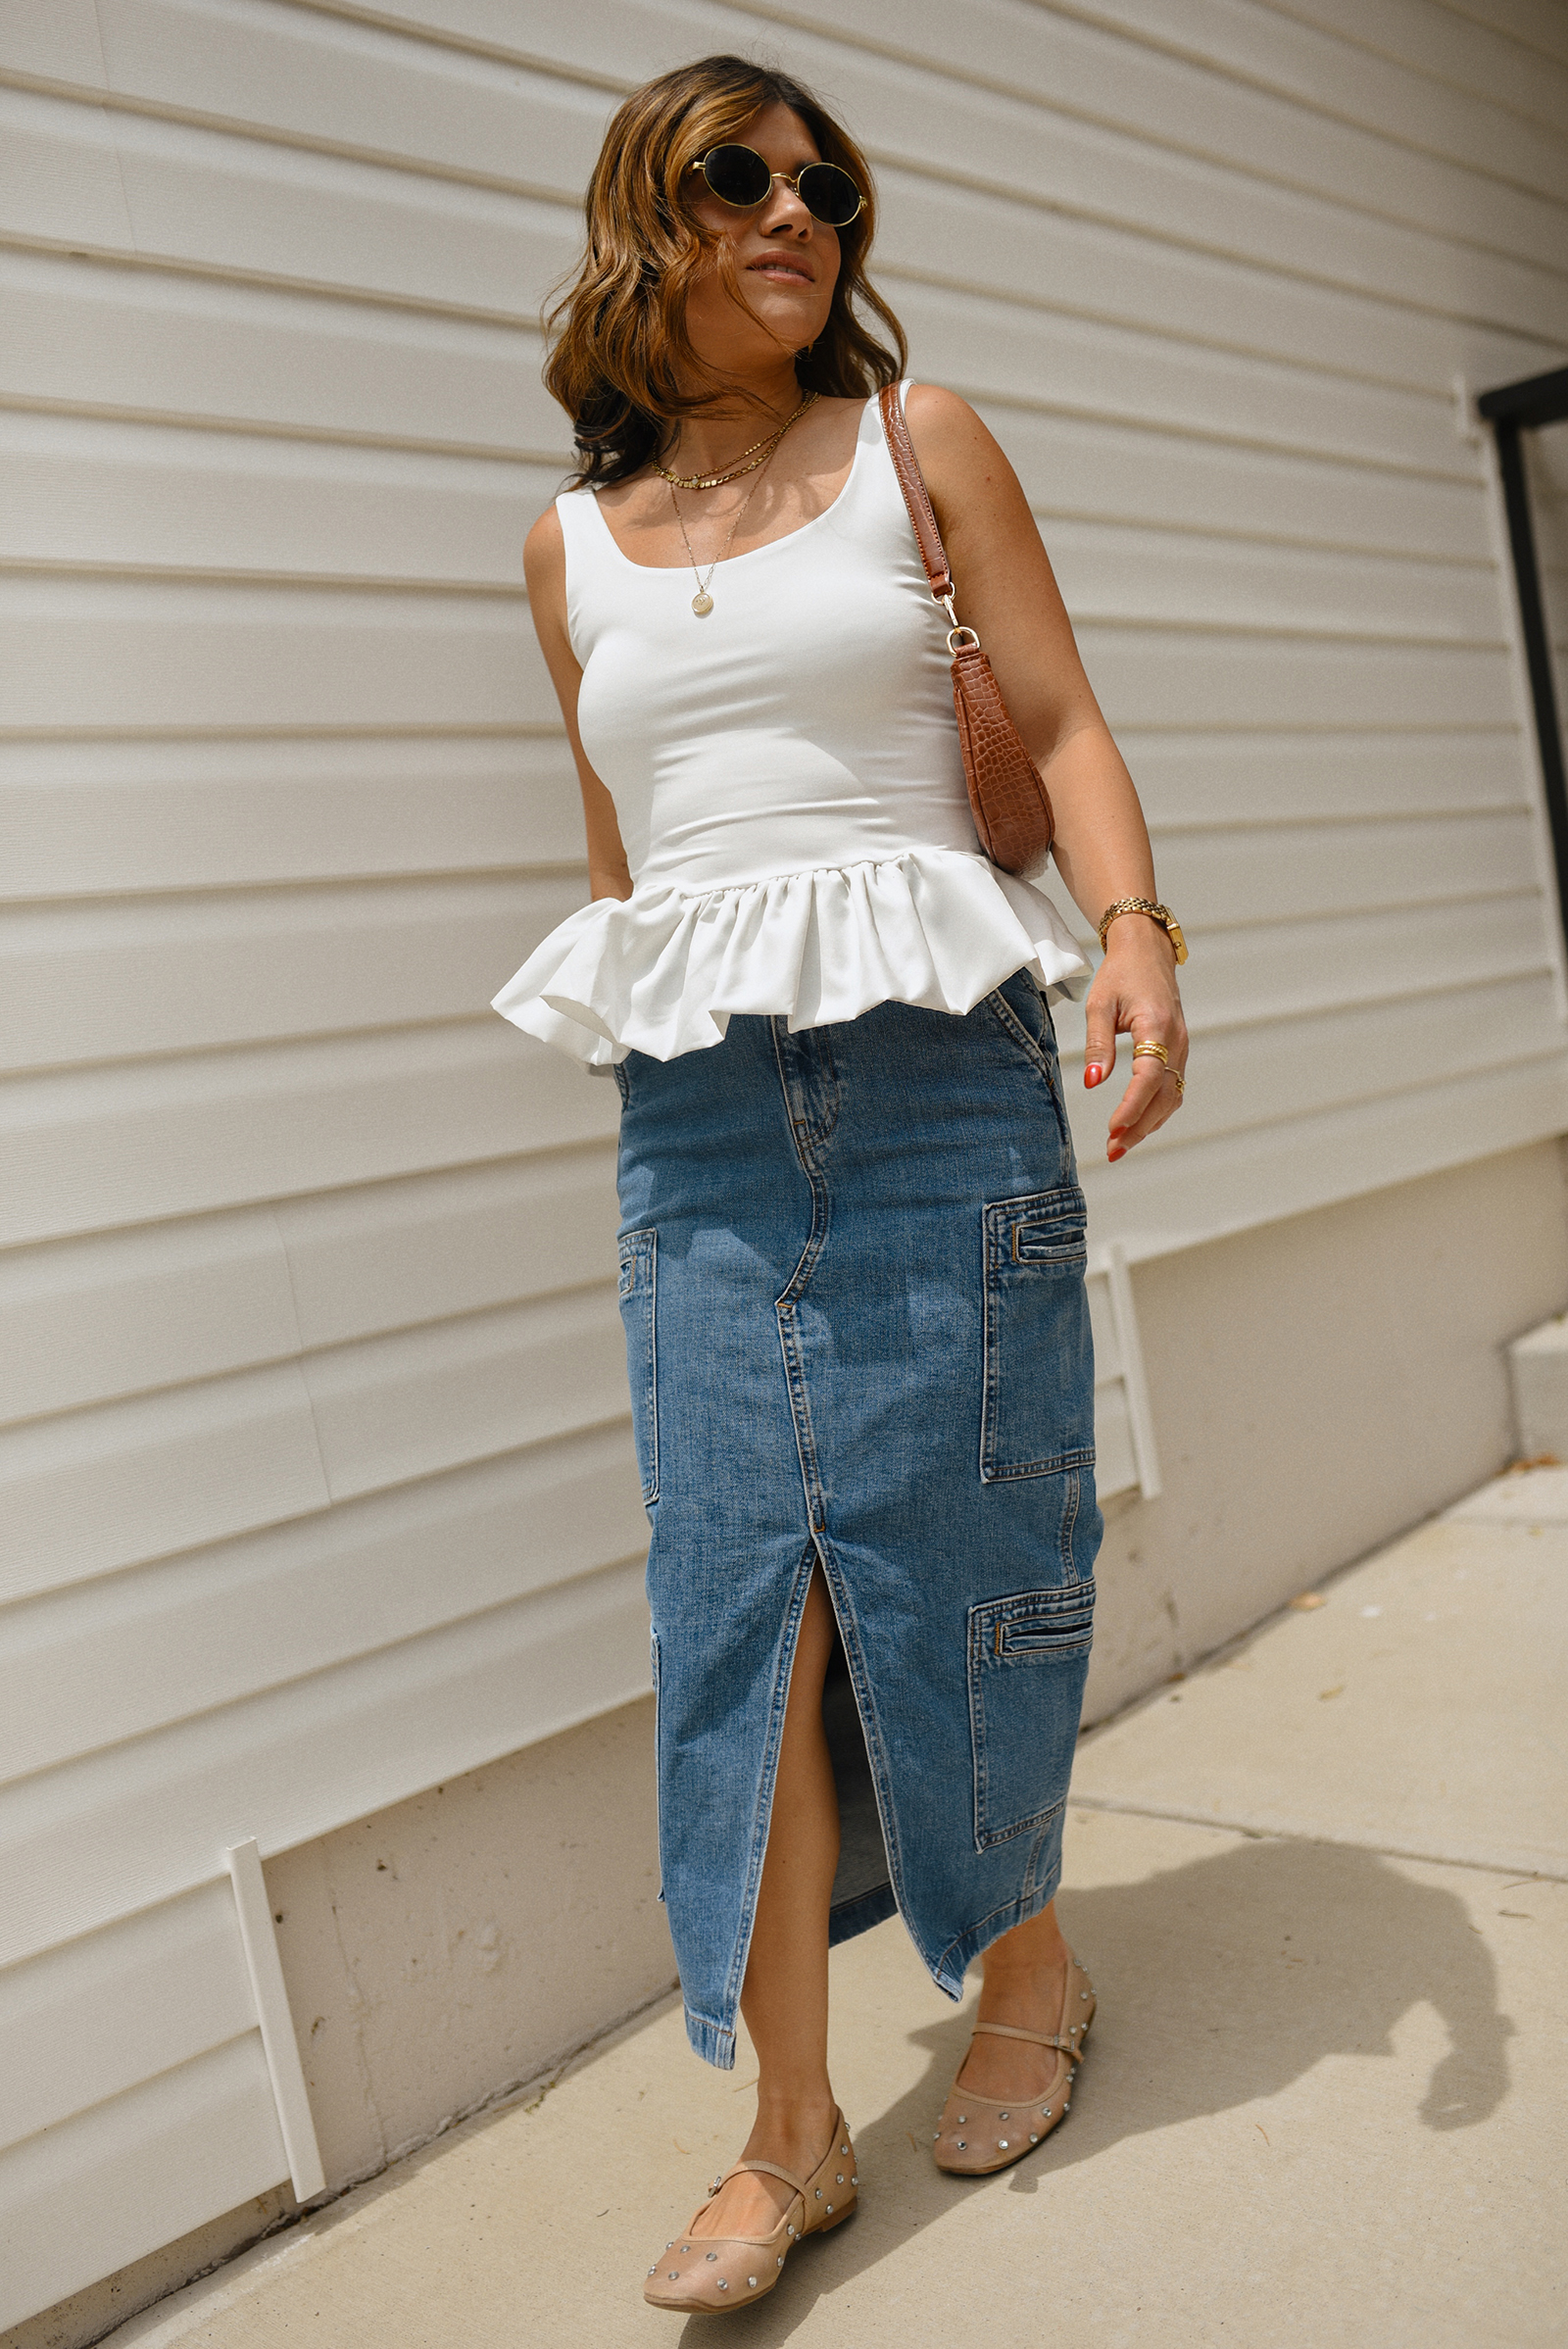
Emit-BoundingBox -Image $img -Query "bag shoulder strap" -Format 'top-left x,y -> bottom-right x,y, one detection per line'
878,382 -> 954,604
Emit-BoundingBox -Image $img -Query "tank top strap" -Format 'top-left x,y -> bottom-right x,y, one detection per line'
556,484 -> 614,661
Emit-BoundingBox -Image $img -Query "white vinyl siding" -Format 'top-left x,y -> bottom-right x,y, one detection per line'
2,0 -> 1566,2322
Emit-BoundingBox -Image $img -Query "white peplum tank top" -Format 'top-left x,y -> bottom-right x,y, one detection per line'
491,383 -> 1089,1069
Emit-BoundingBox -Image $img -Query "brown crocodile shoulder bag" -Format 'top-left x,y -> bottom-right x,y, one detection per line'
878,383 -> 1054,877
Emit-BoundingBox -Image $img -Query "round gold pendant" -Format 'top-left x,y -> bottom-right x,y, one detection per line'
691,591 -> 713,616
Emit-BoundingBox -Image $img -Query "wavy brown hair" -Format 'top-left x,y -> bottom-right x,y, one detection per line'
545,55 -> 907,487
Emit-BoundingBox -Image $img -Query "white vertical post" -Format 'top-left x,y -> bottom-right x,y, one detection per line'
1104,1242 -> 1162,1501
225,1839 -> 325,2202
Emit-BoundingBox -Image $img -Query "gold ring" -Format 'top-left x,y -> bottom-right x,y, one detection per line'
1173,1069 -> 1186,1098
1132,1040 -> 1168,1067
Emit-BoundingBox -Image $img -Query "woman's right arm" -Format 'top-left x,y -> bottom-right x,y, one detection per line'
523,506 -> 633,903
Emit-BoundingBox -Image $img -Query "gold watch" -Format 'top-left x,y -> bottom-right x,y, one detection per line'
1096,898 -> 1188,964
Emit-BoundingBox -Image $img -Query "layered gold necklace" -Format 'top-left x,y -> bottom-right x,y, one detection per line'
661,393 -> 818,617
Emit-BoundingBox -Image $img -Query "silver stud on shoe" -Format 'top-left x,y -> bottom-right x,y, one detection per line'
841,2144 -> 849,2155
716,2279 -> 728,2291
956,2114 -> 966,2124
777,2257 -> 785,2267
648,2266 -> 657,2276
956,2139 -> 966,2148
1043,2107 -> 1052,2117
815,2187 -> 823,2197
1081,1990 -> 1090,2000
836,2173 -> 844,2183
706,2252 -> 717,2262
1029,2134 -> 1039,2144
999,2139 -> 1009,2148
999,2112 -> 1009,2120
826,2202 -> 833,2213
667,2272 -> 678,2281
852,2174 -> 858,2183
748,2277 -> 758,2288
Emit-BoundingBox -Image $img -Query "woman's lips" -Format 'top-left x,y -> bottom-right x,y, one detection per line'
748,259 -> 813,283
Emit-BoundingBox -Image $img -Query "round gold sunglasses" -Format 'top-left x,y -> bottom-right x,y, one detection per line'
687,144 -> 863,229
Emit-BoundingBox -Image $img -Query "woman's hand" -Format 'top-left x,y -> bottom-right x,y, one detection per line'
1083,919 -> 1189,1162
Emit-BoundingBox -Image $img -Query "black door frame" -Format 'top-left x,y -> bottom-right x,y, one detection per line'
1477,365 -> 1568,946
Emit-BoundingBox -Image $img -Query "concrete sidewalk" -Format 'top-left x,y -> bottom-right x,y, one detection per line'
111,1470 -> 1568,2349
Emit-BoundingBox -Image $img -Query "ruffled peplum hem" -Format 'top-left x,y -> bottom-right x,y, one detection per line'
491,848 -> 1090,1070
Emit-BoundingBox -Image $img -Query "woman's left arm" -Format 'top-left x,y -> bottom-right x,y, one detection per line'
905,384 -> 1187,1162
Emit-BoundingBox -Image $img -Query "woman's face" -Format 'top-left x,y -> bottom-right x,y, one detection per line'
680,102 -> 842,378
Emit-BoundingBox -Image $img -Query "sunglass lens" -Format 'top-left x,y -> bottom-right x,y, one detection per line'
702,145 -> 772,207
797,163 -> 862,226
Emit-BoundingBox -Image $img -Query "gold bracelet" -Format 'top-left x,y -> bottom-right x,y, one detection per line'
1097,897 -> 1188,964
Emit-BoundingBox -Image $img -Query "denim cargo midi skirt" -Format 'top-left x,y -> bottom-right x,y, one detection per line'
613,966 -> 1102,2066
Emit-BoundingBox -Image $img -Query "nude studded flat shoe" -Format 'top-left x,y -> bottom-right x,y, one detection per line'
642,2109 -> 858,2313
933,1951 -> 1095,2176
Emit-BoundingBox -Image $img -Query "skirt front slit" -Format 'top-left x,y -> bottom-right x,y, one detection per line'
614,968 -> 1102,2068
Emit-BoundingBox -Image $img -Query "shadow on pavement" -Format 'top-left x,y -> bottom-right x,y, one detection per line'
674,1832 -> 1512,2339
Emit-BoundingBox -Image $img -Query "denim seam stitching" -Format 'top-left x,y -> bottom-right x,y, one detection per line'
981,985 -> 1071,1152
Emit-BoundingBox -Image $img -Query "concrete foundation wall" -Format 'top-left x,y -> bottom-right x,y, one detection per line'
10,1139 -> 1566,2349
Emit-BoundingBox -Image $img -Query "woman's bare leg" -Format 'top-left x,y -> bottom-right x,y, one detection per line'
690,1567 -> 842,2236
955,1898 -> 1073,2103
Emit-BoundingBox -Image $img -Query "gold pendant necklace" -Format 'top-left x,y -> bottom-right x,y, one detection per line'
666,393 -> 818,616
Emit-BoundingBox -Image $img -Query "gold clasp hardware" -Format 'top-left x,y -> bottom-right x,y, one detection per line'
941,590 -> 980,657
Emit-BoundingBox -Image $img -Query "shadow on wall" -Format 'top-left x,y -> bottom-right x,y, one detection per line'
682,1832 -> 1511,2341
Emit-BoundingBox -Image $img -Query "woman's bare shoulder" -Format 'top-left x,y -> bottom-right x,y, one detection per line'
902,383 -> 1009,476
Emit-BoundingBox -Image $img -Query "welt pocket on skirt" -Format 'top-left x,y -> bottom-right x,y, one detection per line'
967,1578 -> 1096,1850
980,1186 -> 1095,1481
616,1227 -> 659,1506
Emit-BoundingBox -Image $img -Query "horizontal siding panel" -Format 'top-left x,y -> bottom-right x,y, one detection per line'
2,874 -> 575,1071
0,2030 -> 284,2332
0,576 -> 544,733
993,406 -> 1495,564
0,1359 -> 330,1603
1,1147 -> 618,1425
1076,629 -> 1515,730
274,1147 -> 617,1347
0,1022 -> 618,1250
1053,0 -> 1568,195
302,1283 -> 626,1503
900,280 -> 1484,481
1450,0 -> 1568,73
1046,520 -> 1499,642
878,171 -> 1557,404
1126,729 -> 1529,827
0,1880 -> 255,2147
1152,810 -> 1538,927
0,1552 -> 652,1971
0,84 -> 582,315
1251,0 -> 1568,134
0,411 -> 550,583
1075,1047 -> 1568,1260
0,1282 -> 626,1603
1,1427 -> 647,1785
0,248 -> 562,454
0,1203 -> 300,1425
0,0 -> 108,86
0,734 -> 581,899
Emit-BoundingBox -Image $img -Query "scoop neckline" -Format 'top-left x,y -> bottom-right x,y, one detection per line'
578,391 -> 881,577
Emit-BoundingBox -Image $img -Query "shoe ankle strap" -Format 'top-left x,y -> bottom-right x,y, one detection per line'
713,2157 -> 808,2198
971,2021 -> 1082,2055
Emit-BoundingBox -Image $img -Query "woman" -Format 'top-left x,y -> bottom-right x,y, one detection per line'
494,54 -> 1187,2312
